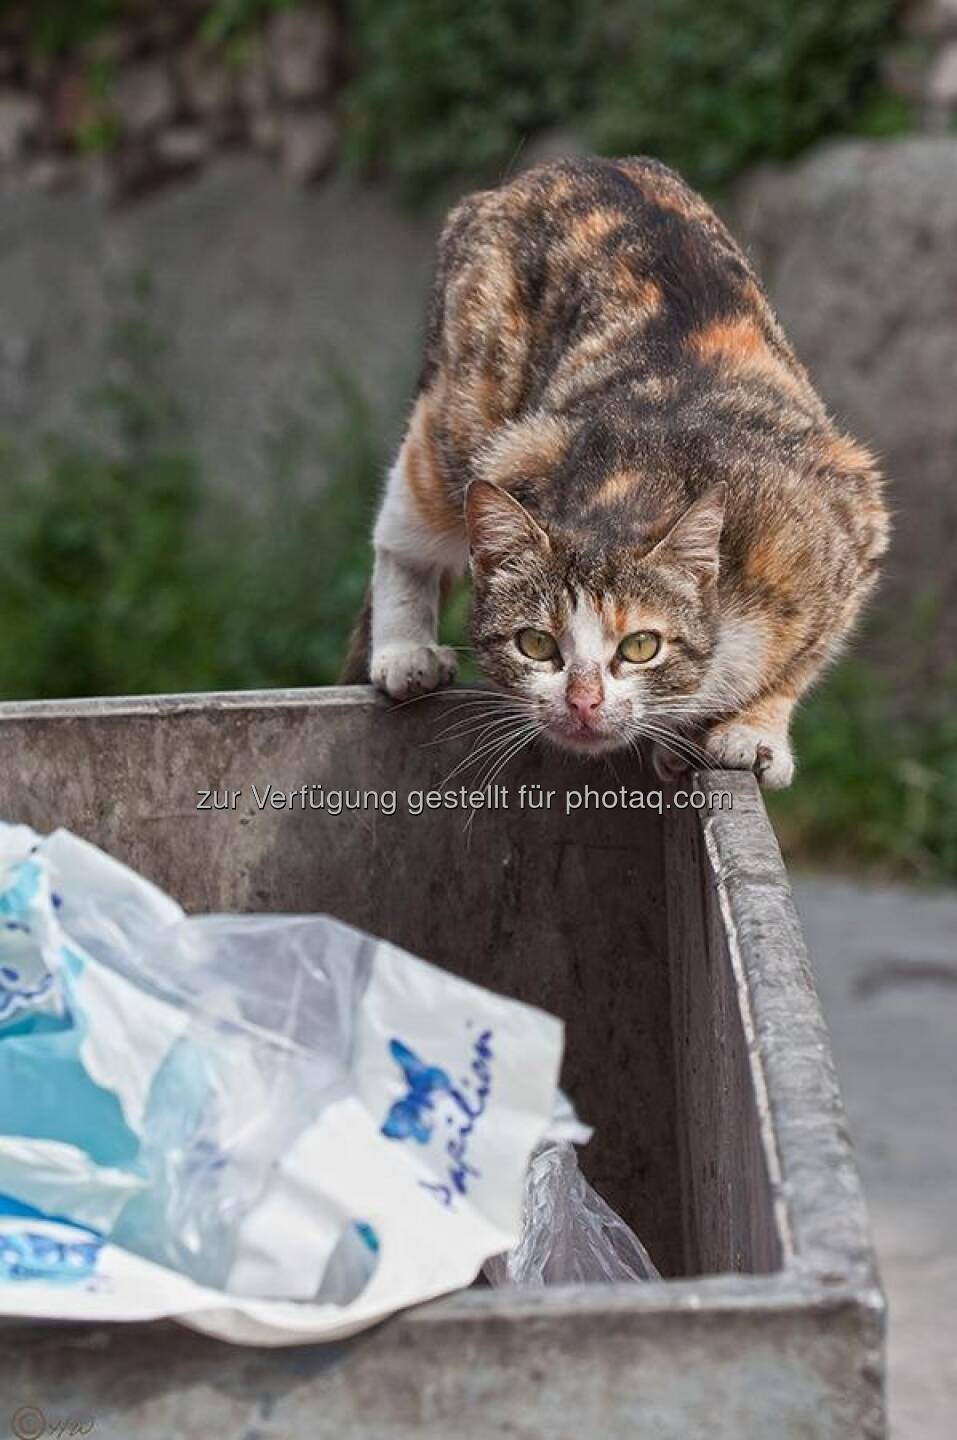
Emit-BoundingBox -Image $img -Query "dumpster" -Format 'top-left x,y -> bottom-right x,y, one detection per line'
0,687 -> 885,1439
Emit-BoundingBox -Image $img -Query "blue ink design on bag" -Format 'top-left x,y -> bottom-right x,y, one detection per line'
380,1039 -> 451,1144
354,1221 -> 380,1254
417,1028 -> 494,1207
0,964 -> 56,1024
380,1027 -> 496,1207
0,1229 -> 102,1285
0,860 -> 57,1023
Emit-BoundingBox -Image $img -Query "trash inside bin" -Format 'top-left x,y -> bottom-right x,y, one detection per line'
0,820 -> 578,1345
0,692 -> 887,1436
485,1141 -> 660,1287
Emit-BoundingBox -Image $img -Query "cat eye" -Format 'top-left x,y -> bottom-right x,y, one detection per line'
516,627 -> 560,662
618,630 -> 662,664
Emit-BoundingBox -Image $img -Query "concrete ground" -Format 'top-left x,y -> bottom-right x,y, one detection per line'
793,878 -> 957,1440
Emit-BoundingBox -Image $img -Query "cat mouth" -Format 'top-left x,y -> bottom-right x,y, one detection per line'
544,721 -> 623,755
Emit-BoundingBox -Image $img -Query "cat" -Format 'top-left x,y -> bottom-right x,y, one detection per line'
341,157 -> 889,788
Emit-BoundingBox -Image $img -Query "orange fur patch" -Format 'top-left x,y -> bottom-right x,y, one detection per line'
615,160 -> 712,223
599,596 -> 669,643
736,691 -> 797,729
616,271 -> 663,316
690,318 -> 811,404
403,396 -> 462,536
593,470 -> 642,506
692,317 -> 766,365
568,209 -> 626,252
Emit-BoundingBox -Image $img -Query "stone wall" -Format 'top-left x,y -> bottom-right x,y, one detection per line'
0,157 -> 441,489
0,2 -> 339,200
884,0 -> 957,127
735,137 -> 957,650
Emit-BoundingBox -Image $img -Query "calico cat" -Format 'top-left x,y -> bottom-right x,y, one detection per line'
342,157 -> 888,787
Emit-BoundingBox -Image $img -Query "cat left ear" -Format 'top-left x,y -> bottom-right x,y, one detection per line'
651,483 -> 727,583
465,480 -> 550,573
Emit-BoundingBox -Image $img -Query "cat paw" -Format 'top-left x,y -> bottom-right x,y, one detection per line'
370,643 -> 457,701
704,723 -> 795,789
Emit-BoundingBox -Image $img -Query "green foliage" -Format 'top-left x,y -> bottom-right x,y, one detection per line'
0,332 -> 380,701
0,1 -> 122,57
2,1 -> 906,194
200,0 -> 296,47
0,0 -> 294,56
75,109 -> 123,155
215,366 -> 381,689
590,0 -> 903,189
342,0 -> 601,198
3,317 -> 954,883
769,659 -> 957,884
343,0 -> 903,197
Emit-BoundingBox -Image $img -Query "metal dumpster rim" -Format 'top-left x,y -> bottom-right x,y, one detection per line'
0,688 -> 884,1328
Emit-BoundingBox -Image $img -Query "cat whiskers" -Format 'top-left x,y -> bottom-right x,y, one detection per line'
389,686 -> 492,713
463,719 -> 544,839
626,718 -> 715,774
437,701 -> 541,789
638,713 -> 713,762
424,695 -> 528,747
437,717 -> 534,783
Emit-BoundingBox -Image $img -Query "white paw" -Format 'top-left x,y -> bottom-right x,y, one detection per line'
370,643 -> 457,701
704,723 -> 795,789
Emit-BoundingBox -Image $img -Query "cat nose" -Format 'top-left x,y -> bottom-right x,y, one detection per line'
566,673 -> 604,723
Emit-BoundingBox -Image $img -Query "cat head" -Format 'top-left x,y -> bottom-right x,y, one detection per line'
465,479 -> 726,754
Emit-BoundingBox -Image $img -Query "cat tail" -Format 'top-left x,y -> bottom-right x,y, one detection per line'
339,583 -> 372,683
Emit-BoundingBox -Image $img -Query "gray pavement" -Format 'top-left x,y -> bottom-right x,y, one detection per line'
794,878 -> 957,1440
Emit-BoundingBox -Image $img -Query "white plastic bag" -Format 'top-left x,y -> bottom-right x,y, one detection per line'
484,1141 -> 659,1287
0,822 -> 566,1345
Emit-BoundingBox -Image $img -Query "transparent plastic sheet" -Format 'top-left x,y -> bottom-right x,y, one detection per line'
484,1141 -> 659,1287
107,913 -> 373,1290
0,827 -> 371,1292
0,823 -> 567,1344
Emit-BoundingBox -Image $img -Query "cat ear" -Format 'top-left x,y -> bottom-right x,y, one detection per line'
650,483 -> 727,583
465,480 -> 549,572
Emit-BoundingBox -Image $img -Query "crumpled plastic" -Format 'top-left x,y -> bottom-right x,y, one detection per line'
484,1141 -> 659,1287
0,822 -> 566,1345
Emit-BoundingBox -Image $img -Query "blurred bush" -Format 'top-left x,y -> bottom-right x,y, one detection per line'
2,323 -> 954,882
769,658 -> 957,884
1,1 -> 907,192
2,2 -> 950,884
0,0 -> 293,54
343,0 -> 905,197
589,0 -> 907,188
342,0 -> 599,197
0,322 -> 380,699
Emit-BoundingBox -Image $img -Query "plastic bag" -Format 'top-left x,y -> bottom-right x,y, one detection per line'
484,1141 -> 659,1287
0,822 -> 567,1344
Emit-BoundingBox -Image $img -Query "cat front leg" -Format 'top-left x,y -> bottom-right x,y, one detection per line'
370,548 -> 457,700
369,412 -> 467,701
703,692 -> 796,789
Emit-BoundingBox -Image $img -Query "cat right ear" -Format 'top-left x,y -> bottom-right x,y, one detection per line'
465,481 -> 550,573
651,483 -> 727,583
